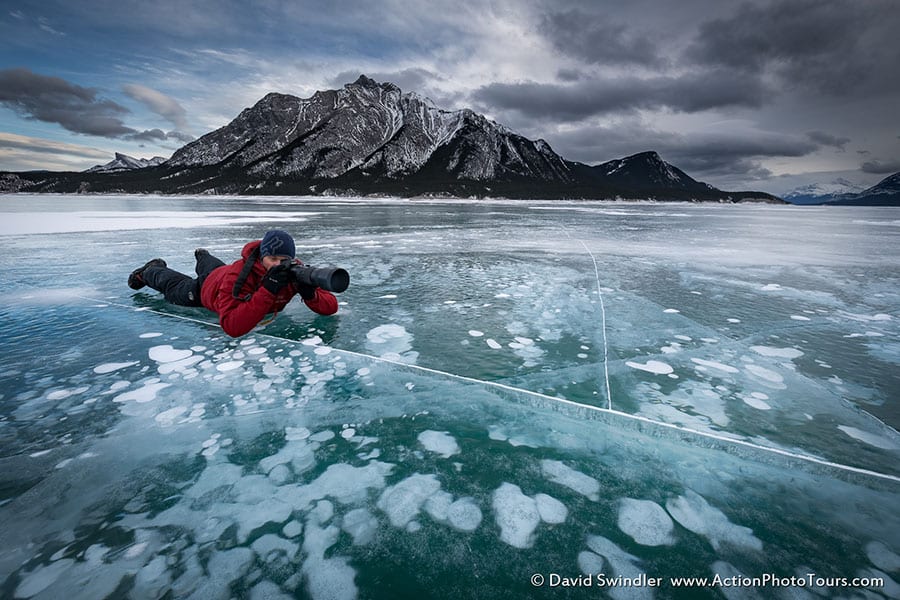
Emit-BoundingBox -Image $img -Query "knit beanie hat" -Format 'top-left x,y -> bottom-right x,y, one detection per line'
259,230 -> 295,258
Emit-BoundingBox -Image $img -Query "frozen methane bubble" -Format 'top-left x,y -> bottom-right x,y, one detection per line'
342,508 -> 378,545
626,360 -> 674,375
585,536 -> 653,600
93,361 -> 138,374
617,498 -> 676,546
446,498 -> 483,532
376,473 -> 442,528
666,489 -> 762,551
148,345 -> 193,363
690,358 -> 740,374
492,482 -> 541,549
540,459 -> 600,501
534,493 -> 568,524
866,541 -> 900,572
749,346 -> 804,359
837,426 -> 900,450
14,559 -> 75,598
417,430 -> 460,458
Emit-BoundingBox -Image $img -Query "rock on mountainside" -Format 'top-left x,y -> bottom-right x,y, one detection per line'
86,153 -> 167,173
4,75 -> 780,202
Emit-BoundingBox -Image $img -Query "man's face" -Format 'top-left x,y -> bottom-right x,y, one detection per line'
261,254 -> 291,269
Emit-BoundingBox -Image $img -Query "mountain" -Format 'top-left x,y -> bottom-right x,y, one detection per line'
783,178 -> 866,205
2,76 -> 780,202
86,153 -> 167,173
827,172 -> 900,206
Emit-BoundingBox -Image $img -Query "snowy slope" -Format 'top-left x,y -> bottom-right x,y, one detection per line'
783,178 -> 866,205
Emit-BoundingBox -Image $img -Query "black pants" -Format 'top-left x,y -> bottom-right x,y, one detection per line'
142,252 -> 226,307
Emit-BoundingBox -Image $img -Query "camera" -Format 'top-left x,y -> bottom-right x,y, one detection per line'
285,262 -> 350,293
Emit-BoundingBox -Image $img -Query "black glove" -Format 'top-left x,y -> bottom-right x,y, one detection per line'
296,282 -> 317,300
262,263 -> 291,295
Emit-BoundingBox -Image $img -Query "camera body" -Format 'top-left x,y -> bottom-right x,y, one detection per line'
284,262 -> 350,293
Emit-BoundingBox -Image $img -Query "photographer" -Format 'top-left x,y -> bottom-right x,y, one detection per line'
127,229 -> 339,337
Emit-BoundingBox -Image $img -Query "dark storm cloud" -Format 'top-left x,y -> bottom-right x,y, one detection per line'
0,68 -> 195,145
666,134 -> 817,176
861,159 -> 900,174
0,68 -> 135,137
474,70 -> 767,121
687,0 -> 900,95
540,10 -> 664,68
807,131 -> 850,150
547,122 -> 816,181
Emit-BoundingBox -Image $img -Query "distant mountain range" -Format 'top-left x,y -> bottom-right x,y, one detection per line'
0,75 -> 786,202
783,175 -> 900,206
86,153 -> 167,173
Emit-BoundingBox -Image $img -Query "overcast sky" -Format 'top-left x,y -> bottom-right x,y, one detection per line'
1,0 -> 898,194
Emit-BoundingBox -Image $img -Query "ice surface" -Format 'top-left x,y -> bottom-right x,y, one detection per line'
2,197 -> 899,599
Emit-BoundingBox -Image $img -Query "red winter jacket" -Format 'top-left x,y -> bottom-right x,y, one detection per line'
200,240 -> 338,337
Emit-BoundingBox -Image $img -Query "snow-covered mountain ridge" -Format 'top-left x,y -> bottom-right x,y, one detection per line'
86,153 -> 167,173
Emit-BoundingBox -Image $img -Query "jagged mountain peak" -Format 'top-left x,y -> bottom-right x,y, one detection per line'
165,76 -> 574,185
348,74 -> 400,93
85,153 -> 166,173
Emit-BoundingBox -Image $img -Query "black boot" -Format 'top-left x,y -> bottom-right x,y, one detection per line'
128,258 -> 167,290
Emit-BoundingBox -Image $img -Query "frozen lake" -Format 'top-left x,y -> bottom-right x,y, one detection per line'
1,195 -> 898,599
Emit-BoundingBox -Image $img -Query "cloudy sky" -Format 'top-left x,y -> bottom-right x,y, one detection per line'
2,0 -> 898,194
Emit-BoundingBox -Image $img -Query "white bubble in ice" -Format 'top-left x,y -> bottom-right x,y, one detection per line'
93,361 -> 139,374
750,346 -> 803,359
535,493 -> 568,524
216,360 -> 245,372
492,483 -> 540,549
447,498 -> 482,532
417,430 -> 460,458
626,360 -> 674,375
540,460 -> 599,501
837,426 -> 899,450
148,345 -> 192,363
691,358 -> 739,374
377,473 -> 441,528
666,490 -> 762,551
617,498 -> 675,546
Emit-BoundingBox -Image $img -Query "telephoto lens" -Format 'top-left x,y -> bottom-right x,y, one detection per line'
288,264 -> 350,293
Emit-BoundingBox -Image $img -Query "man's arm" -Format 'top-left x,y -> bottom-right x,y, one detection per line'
303,288 -> 338,315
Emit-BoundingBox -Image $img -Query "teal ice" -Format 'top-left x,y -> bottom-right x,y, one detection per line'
1,196 -> 898,599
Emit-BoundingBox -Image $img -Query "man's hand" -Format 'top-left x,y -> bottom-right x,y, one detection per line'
262,263 -> 291,295
296,282 -> 317,300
